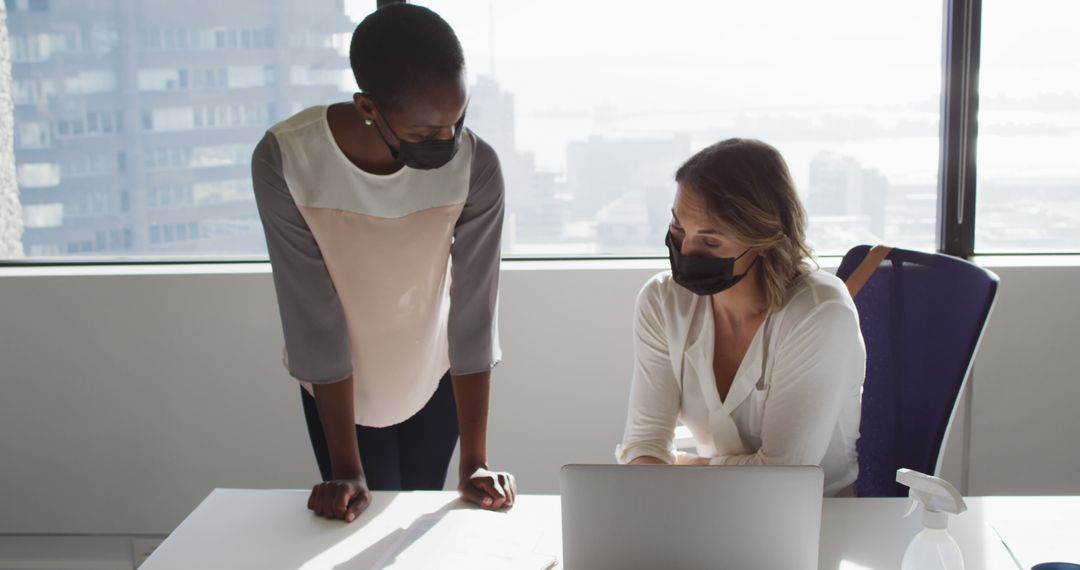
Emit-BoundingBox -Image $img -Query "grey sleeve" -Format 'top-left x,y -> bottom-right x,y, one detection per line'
448,134 -> 505,376
252,131 -> 352,384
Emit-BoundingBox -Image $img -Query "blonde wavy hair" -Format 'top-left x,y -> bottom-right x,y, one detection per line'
675,138 -> 815,310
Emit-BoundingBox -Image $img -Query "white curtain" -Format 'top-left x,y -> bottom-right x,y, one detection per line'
0,3 -> 25,258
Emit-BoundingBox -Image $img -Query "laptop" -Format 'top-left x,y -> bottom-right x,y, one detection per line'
560,464 -> 824,570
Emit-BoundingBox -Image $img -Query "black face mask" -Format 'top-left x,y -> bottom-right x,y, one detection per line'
372,109 -> 466,170
666,231 -> 759,296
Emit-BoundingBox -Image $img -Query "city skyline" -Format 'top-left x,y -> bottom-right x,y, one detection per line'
5,0 -> 352,258
2,0 -> 1076,259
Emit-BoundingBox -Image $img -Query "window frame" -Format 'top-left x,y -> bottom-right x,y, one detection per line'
938,0 -> 980,259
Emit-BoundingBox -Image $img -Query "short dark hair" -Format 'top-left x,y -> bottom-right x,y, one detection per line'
349,3 -> 465,111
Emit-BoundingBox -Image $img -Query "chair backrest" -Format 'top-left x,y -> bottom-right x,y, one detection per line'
836,245 -> 999,497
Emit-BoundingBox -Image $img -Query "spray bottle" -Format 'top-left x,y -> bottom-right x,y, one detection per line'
897,468 -> 968,570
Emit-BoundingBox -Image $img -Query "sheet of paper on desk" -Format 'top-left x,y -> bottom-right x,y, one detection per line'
992,520 -> 1080,569
369,510 -> 557,570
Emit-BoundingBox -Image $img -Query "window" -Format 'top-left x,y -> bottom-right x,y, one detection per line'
64,70 -> 117,94
22,203 -> 63,228
143,144 -> 248,172
290,65 -> 346,87
401,0 -> 944,255
60,154 -> 121,178
227,66 -> 271,88
290,30 -> 348,50
2,2 -> 349,258
146,107 -> 196,131
975,0 -> 1080,253
138,69 -> 182,91
65,191 -> 117,219
3,1 -> 944,260
15,122 -> 51,149
1,1 -> 1068,261
192,179 -> 252,205
5,0 -> 49,13
16,163 -> 60,188
148,222 -> 200,246
12,78 -> 56,104
54,111 -> 123,138
168,186 -> 190,207
10,33 -> 67,63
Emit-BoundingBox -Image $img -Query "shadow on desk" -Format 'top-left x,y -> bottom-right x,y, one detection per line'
331,499 -> 475,569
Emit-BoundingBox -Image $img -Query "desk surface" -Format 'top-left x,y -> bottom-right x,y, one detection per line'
142,489 -> 1080,569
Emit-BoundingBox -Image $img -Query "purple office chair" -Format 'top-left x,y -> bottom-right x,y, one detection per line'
836,245 -> 999,497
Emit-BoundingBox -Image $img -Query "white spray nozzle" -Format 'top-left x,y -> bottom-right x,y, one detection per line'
897,469 -> 967,530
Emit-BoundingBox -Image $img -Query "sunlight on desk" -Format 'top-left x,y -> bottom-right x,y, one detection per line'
364,510 -> 555,569
142,491 -> 1080,569
142,490 -> 562,570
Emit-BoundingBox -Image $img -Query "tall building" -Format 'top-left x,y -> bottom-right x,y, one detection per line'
565,134 -> 689,252
5,0 -> 353,257
467,75 -> 515,157
468,73 -> 567,248
566,134 -> 690,222
807,151 -> 889,240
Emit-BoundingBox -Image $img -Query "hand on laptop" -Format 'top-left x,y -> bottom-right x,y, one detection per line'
460,465 -> 517,510
627,453 -> 710,465
307,477 -> 372,523
675,452 -> 711,466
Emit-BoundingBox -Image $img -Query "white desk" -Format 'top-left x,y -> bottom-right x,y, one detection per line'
142,489 -> 1080,569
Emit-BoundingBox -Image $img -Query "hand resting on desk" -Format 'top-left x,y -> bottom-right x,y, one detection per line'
459,465 -> 517,510
307,477 -> 372,523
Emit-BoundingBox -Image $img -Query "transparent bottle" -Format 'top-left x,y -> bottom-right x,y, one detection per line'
897,469 -> 967,570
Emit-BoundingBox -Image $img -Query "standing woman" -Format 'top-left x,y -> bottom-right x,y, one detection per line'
252,3 -> 515,522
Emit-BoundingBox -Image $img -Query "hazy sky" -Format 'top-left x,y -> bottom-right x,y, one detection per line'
346,1 -> 1078,187
343,2 -> 944,173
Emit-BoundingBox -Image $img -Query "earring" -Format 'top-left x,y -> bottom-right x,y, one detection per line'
363,119 -> 374,126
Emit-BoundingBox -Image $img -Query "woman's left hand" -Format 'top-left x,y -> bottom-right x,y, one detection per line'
675,452 -> 712,466
459,464 -> 517,510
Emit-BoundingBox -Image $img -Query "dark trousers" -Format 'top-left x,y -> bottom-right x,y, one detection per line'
300,372 -> 459,491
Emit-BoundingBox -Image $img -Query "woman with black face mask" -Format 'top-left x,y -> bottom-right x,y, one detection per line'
616,139 -> 866,497
252,3 -> 514,522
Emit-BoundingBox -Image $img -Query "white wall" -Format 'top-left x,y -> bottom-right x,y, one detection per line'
1,259 -> 1078,538
965,261 -> 1080,495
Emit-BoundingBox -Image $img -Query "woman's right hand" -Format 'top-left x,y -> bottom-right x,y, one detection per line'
307,478 -> 372,523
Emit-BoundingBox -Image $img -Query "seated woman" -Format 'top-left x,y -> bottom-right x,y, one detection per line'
617,138 -> 865,497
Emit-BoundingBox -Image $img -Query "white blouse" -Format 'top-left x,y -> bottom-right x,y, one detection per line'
617,270 -> 866,496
